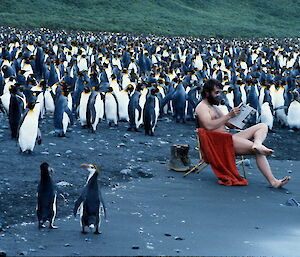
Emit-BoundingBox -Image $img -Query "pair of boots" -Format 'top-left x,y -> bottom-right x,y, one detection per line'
168,144 -> 192,172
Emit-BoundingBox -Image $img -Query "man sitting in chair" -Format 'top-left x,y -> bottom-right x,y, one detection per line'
195,78 -> 290,188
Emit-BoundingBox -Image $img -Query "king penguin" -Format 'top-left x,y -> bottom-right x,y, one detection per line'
79,86 -> 91,128
104,87 -> 118,126
37,162 -> 58,229
54,88 -> 73,137
86,89 -> 104,132
143,88 -> 160,136
73,163 -> 106,234
18,100 -> 42,153
287,89 -> 300,130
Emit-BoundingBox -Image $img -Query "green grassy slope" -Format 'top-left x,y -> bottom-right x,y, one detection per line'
1,0 -> 299,37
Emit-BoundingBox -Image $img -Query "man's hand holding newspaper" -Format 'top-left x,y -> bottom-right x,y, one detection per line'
227,103 -> 257,129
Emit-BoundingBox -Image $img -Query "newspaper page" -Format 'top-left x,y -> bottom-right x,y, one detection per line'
228,103 -> 256,129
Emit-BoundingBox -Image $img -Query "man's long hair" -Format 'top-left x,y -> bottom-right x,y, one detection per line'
201,78 -> 223,99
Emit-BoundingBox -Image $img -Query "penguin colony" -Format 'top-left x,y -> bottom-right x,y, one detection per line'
0,27 -> 300,234
1,27 -> 300,153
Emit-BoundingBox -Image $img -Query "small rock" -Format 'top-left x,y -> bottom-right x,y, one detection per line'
72,252 -> 80,256
174,236 -> 184,240
164,233 -> 172,237
65,150 -> 72,154
98,153 -> 102,156
117,143 -> 126,148
38,245 -> 46,250
29,249 -> 36,252
56,181 -> 73,187
132,246 -> 139,250
0,251 -> 7,257
64,243 -> 70,247
89,147 -> 94,151
287,170 -> 293,174
49,143 -> 56,146
120,169 -> 132,175
18,251 -> 27,256
41,151 -> 49,155
55,153 -> 61,157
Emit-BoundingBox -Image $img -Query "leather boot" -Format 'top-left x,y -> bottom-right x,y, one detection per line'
168,145 -> 190,172
180,144 -> 192,168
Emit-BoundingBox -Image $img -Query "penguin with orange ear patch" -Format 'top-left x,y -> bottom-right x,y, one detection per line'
73,164 -> 106,234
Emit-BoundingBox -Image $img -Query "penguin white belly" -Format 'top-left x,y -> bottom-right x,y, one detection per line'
63,112 -> 70,134
287,101 -> 300,129
241,87 -> 247,104
79,93 -> 90,126
136,95 -> 146,128
105,94 -> 118,125
67,94 -> 72,111
153,97 -> 160,132
51,193 -> 57,225
19,111 -> 38,152
275,109 -> 288,126
122,76 -> 131,90
118,93 -> 129,121
0,93 -> 10,113
44,90 -> 55,113
91,94 -> 102,131
36,93 -> 44,118
260,103 -> 273,129
227,93 -> 234,109
97,95 -> 104,121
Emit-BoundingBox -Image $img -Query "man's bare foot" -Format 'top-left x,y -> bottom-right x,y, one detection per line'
271,176 -> 291,188
252,144 -> 274,156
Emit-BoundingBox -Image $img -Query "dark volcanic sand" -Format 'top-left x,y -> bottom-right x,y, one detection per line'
0,112 -> 299,228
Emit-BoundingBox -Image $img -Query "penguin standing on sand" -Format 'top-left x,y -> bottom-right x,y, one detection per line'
104,87 -> 118,126
118,84 -> 134,122
287,89 -> 300,130
260,89 -> 274,130
18,100 -> 42,153
79,86 -> 91,128
143,88 -> 160,136
8,85 -> 24,139
127,84 -> 142,131
37,162 -> 58,229
86,90 -> 104,132
54,89 -> 73,137
73,163 -> 106,234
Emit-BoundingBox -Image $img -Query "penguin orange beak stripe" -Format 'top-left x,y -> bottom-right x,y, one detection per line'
80,163 -> 90,168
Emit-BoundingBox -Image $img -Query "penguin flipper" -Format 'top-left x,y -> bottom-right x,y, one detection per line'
65,106 -> 73,125
73,195 -> 84,217
16,109 -> 29,140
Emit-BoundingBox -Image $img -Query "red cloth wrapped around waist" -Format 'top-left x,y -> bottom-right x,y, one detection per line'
198,128 -> 248,186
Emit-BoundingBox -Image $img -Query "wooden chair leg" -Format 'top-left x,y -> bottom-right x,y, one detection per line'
183,160 -> 205,177
241,155 -> 246,179
195,162 -> 209,174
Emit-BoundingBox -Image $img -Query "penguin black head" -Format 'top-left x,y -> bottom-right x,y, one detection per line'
40,162 -> 53,176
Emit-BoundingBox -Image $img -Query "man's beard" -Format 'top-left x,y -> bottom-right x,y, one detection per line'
207,95 -> 220,105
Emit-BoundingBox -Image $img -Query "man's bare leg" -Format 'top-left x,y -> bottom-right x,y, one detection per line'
235,123 -> 274,155
256,154 -> 290,188
232,136 -> 290,188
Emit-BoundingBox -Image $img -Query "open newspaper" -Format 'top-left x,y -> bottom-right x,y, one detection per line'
227,103 -> 256,129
